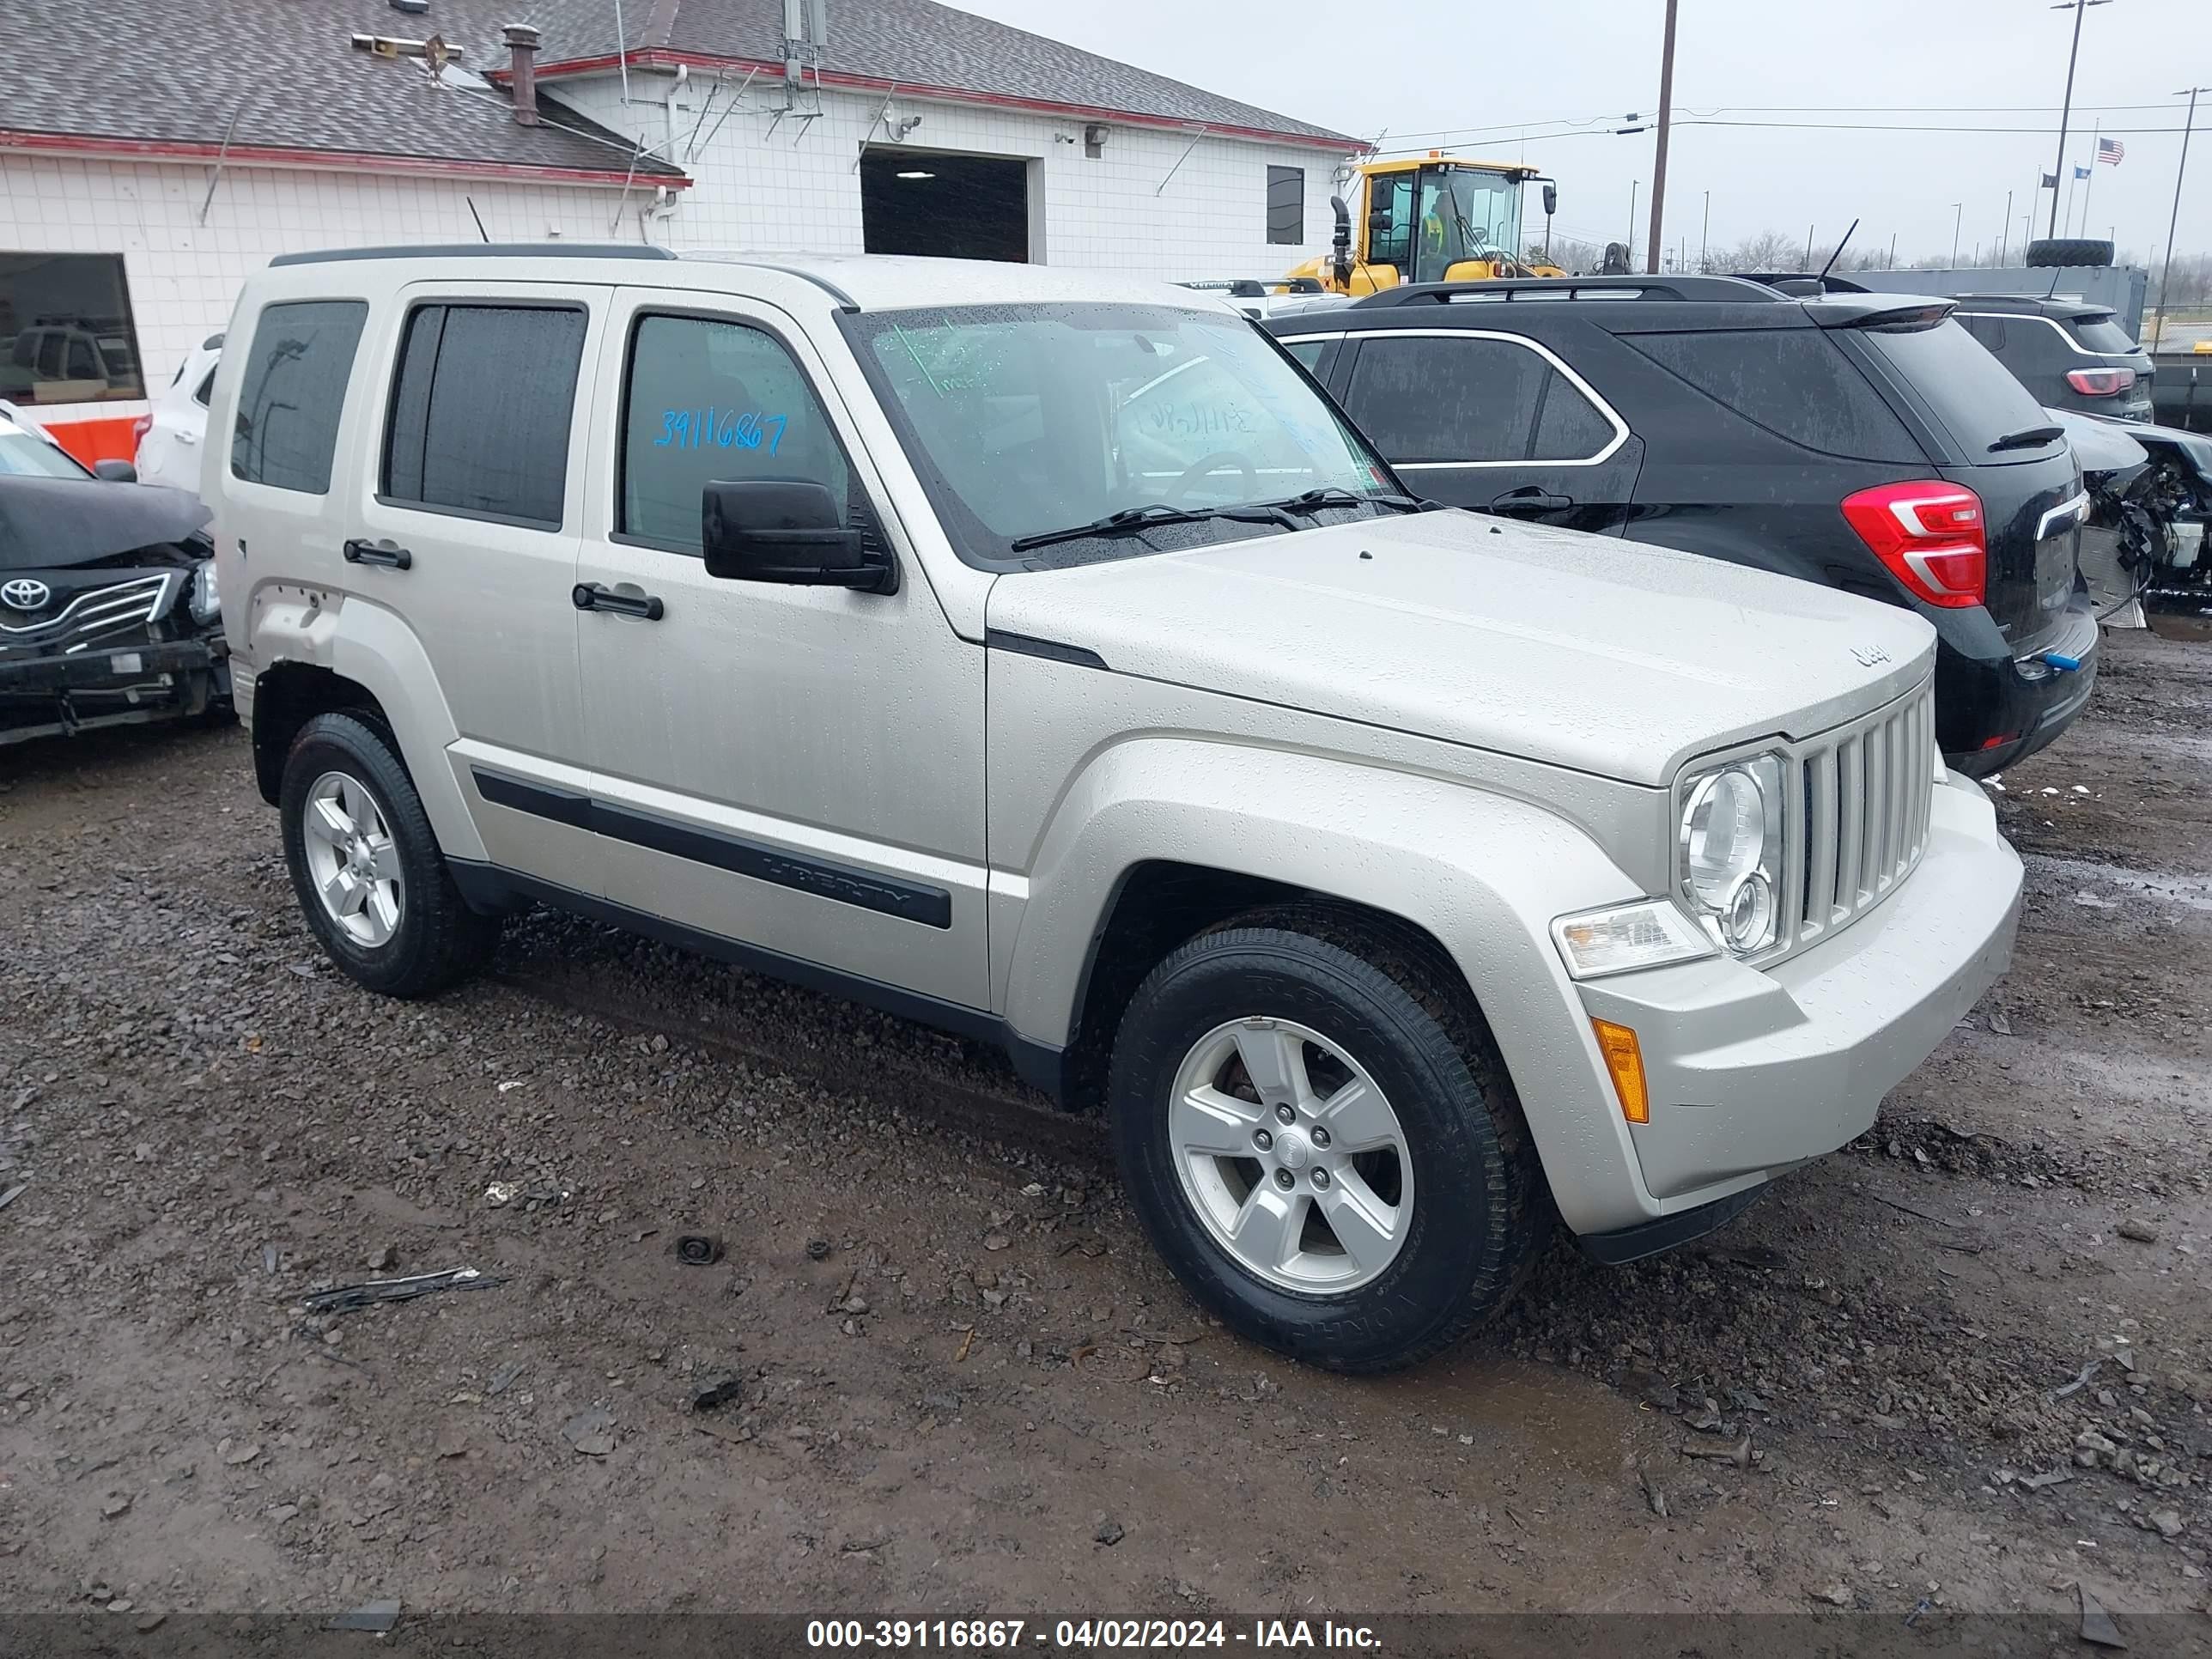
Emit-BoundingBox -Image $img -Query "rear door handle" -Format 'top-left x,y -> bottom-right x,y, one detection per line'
573,582 -> 665,621
1490,487 -> 1574,514
343,538 -> 412,569
175,430 -> 198,447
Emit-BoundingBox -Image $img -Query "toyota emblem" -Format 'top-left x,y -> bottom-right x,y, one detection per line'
0,577 -> 52,612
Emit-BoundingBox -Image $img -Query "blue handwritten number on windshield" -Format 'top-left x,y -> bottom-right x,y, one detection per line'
655,407 -> 787,456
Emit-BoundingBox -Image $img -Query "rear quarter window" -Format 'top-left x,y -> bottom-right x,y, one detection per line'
231,300 -> 368,495
2069,315 -> 2138,354
1620,326 -> 1921,461
1852,319 -> 2059,459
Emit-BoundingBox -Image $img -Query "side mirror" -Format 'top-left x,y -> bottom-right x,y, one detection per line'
93,458 -> 137,483
1542,183 -> 1558,218
1367,210 -> 1394,236
702,479 -> 895,592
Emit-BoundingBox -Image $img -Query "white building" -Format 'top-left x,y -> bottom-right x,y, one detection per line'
0,0 -> 1357,466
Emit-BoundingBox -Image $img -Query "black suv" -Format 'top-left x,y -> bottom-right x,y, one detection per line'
1263,276 -> 2097,776
1948,293 -> 2155,422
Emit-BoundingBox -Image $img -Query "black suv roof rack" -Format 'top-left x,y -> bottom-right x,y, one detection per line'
1351,274 -> 1784,307
270,243 -> 678,266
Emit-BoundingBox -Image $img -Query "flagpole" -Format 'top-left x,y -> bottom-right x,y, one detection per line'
2078,119 -> 2100,237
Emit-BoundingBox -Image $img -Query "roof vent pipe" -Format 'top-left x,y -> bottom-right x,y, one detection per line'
503,23 -> 541,125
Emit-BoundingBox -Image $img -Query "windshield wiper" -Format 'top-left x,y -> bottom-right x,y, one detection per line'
1008,501 -> 1294,553
1989,423 -> 2065,453
1263,487 -> 1433,516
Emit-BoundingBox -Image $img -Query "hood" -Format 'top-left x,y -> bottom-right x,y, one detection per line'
2045,406 -> 2149,477
985,512 -> 1935,788
0,474 -> 211,570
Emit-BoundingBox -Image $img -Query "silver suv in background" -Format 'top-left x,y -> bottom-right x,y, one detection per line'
207,247 -> 2023,1372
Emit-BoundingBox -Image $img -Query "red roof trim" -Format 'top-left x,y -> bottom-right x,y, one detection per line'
509,49 -> 1359,153
0,128 -> 690,189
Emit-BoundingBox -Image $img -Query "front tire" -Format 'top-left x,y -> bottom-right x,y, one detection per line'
279,712 -> 496,998
1108,904 -> 1546,1373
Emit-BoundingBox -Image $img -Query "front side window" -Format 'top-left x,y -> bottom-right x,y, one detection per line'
383,303 -> 585,527
620,313 -> 853,552
0,252 -> 147,405
1267,167 -> 1304,246
231,299 -> 368,495
844,303 -> 1398,567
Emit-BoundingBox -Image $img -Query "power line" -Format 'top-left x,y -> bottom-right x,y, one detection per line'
1370,100 -> 2185,148
1676,118 -> 2194,134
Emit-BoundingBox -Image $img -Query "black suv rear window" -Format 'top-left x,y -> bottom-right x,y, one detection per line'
383,303 -> 586,528
2069,314 -> 2137,353
1620,326 -> 1918,461
1854,318 -> 2060,459
231,300 -> 367,495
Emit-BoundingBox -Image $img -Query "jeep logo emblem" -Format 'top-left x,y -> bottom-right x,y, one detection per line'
1,577 -> 52,612
1851,644 -> 1890,667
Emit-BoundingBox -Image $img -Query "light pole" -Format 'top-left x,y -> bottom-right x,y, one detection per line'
1645,0 -> 1680,274
1999,189 -> 2014,264
2046,0 -> 2114,239
1627,179 -> 1639,267
1700,189 -> 1711,271
1951,203 -> 1963,267
2152,86 -> 2205,354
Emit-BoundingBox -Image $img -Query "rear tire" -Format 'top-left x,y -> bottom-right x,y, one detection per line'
2025,237 -> 2114,269
279,712 -> 496,998
1108,903 -> 1547,1373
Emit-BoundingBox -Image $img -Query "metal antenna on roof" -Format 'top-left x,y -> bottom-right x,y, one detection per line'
465,196 -> 489,241
1816,218 -> 1859,284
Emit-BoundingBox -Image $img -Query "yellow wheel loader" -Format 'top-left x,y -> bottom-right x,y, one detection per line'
1293,155 -> 1567,295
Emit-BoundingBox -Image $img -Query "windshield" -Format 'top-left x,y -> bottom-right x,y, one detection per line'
1415,167 -> 1524,283
0,427 -> 91,480
843,303 -> 1399,566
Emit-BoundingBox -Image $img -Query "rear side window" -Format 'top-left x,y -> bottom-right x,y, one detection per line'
192,368 -> 215,408
383,303 -> 586,528
1341,334 -> 1616,464
620,313 -> 851,553
1622,326 -> 1919,461
2069,314 -> 2137,353
1851,319 -> 2057,458
1957,313 -> 2008,350
231,300 -> 368,494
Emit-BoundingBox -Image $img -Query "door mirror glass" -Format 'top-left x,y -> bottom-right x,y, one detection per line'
702,478 -> 892,592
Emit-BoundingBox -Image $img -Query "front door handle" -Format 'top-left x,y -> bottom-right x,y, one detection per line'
573,582 -> 665,621
343,538 -> 413,569
175,430 -> 198,447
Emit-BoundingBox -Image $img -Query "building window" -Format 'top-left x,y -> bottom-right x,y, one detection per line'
0,252 -> 146,406
231,300 -> 368,495
1267,167 -> 1304,246
382,303 -> 586,528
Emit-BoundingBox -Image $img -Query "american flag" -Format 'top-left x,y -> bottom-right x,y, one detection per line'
2098,137 -> 2124,165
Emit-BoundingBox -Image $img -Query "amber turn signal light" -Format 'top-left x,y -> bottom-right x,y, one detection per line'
1591,1018 -> 1650,1125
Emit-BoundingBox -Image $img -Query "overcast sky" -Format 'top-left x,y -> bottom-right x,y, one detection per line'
959,0 -> 2208,266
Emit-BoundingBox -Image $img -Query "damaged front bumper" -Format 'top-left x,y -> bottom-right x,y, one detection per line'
0,635 -> 228,744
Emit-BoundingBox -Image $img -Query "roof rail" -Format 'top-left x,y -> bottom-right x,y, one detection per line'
269,243 -> 678,266
1729,271 -> 1872,295
1352,274 -> 1783,307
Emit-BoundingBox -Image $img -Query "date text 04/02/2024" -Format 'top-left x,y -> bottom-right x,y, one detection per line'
803,1618 -> 1382,1650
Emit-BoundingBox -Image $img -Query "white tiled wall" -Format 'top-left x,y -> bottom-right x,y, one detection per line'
0,78 -> 1354,394
553,71 -> 1357,278
0,155 -> 617,386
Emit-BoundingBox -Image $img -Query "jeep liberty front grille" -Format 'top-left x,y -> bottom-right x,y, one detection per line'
1786,684 -> 1938,951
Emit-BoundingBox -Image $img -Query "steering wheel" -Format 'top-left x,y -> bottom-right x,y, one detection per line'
1165,450 -> 1258,504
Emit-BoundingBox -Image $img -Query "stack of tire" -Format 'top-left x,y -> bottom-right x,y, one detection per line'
2024,239 -> 2114,268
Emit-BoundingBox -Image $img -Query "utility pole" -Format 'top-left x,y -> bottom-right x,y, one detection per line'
2047,0 -> 2113,239
1644,0 -> 1680,274
1700,189 -> 1711,271
1951,202 -> 1963,267
1628,179 -> 1639,267
2153,85 -> 2204,354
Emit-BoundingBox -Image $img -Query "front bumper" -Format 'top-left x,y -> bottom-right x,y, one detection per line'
1575,775 -> 2021,1214
0,635 -> 226,744
1936,590 -> 2100,778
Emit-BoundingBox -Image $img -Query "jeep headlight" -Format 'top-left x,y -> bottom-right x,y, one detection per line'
188,560 -> 220,625
1679,754 -> 1785,957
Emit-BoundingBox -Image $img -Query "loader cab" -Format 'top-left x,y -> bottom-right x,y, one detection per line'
1361,160 -> 1537,286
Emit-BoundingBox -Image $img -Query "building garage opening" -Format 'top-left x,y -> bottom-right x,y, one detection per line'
860,149 -> 1030,262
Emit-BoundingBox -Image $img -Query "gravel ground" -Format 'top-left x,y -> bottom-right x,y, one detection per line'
2,626 -> 2209,1642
